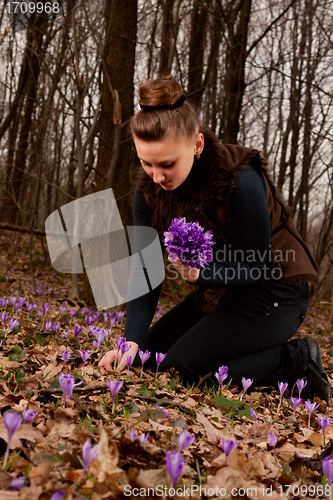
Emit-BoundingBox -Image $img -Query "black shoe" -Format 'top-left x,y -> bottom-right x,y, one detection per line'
302,338 -> 332,402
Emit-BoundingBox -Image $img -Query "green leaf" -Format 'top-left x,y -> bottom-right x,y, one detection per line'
0,275 -> 6,282
127,401 -> 140,414
15,367 -> 26,384
135,384 -> 153,396
281,457 -> 293,480
9,346 -> 26,362
165,379 -> 177,391
210,394 -> 257,419
12,326 -> 21,335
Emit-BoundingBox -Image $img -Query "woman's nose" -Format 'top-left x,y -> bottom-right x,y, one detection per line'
152,169 -> 165,183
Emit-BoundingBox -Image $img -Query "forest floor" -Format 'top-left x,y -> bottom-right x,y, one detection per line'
0,229 -> 332,500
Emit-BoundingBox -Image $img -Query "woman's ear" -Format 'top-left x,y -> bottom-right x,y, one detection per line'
195,133 -> 204,155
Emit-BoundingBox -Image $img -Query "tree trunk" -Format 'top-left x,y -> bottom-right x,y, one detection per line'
80,0 -> 137,307
187,0 -> 210,108
221,0 -> 252,144
3,26 -> 46,224
159,0 -> 175,76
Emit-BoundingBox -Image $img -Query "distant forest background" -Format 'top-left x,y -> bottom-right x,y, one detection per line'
0,0 -> 332,304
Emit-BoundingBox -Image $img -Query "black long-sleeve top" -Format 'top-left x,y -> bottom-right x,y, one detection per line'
123,164 -> 271,347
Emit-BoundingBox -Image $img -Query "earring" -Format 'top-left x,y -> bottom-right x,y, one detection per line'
195,151 -> 201,160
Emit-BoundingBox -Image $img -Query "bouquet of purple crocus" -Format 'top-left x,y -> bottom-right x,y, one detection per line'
163,217 -> 216,269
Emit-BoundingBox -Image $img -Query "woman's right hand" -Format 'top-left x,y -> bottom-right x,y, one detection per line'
98,341 -> 139,374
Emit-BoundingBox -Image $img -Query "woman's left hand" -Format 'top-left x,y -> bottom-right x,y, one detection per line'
168,256 -> 200,283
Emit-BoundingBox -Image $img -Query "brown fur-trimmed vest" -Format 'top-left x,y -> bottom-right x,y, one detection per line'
136,128 -> 318,313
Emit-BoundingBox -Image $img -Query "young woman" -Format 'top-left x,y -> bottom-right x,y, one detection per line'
99,76 -> 332,401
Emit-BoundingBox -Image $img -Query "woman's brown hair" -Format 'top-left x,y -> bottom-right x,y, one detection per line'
130,75 -> 200,141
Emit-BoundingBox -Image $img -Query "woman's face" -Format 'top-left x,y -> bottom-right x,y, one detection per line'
133,132 -> 204,190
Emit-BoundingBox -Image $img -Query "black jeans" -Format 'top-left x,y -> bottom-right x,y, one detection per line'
135,279 -> 310,387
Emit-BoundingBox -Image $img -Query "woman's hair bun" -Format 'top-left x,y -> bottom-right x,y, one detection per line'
139,75 -> 183,107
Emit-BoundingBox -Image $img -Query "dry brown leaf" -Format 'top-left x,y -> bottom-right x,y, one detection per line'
127,467 -> 166,490
47,422 -> 77,445
28,462 -> 50,488
0,492 -> 20,500
226,448 -> 265,480
0,355 -> 19,368
205,466 -> 287,499
294,430 -> 322,447
141,442 -> 162,456
0,422 -> 45,449
89,428 -> 119,482
42,362 -> 62,381
8,452 -> 30,473
195,410 -> 218,443
0,394 -> 23,409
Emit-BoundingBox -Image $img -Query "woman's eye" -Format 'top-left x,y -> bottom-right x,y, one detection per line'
163,163 -> 173,168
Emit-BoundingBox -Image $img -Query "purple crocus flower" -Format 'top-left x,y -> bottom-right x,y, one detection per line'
92,329 -> 109,350
62,350 -> 75,363
18,297 -> 25,307
165,451 -> 184,489
58,373 -> 83,407
50,491 -> 65,500
278,381 -> 288,399
69,310 -> 76,319
42,302 -> 50,316
267,431 -> 281,468
215,365 -> 228,390
81,350 -> 92,367
106,379 -> 124,413
155,352 -> 166,377
0,312 -> 8,325
22,408 -> 37,423
221,438 -> 238,463
304,400 -> 320,428
322,456 -> 333,485
318,417 -> 331,446
37,310 -> 43,318
296,379 -> 307,398
86,316 -> 93,327
26,303 -> 34,316
52,322 -> 61,333
0,298 -> 9,308
155,405 -> 171,417
178,430 -> 195,452
163,217 -> 216,269
9,476 -> 28,490
44,321 -> 52,333
290,397 -> 302,416
3,411 -> 22,468
9,317 -> 20,332
110,315 -> 116,328
74,325 -> 82,338
10,296 -> 18,307
249,408 -> 257,421
120,341 -> 130,357
267,432 -> 278,448
127,355 -> 132,375
241,377 -> 253,399
131,430 -> 149,445
78,438 -> 98,482
139,349 -> 151,378
59,306 -> 66,315
116,311 -> 125,324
